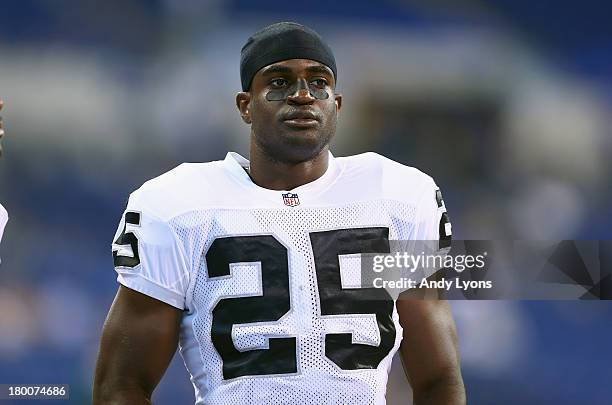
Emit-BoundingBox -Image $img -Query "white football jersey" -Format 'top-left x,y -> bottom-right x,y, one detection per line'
0,203 -> 7,246
112,151 -> 450,405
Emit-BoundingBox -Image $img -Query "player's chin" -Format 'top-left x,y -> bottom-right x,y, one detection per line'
279,128 -> 326,149
273,132 -> 329,161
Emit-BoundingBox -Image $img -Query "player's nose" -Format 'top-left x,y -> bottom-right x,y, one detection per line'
287,90 -> 315,105
287,80 -> 315,105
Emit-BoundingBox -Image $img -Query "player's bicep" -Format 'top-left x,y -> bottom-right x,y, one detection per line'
396,294 -> 462,392
94,285 -> 181,401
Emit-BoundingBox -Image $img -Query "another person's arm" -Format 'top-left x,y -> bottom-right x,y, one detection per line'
396,291 -> 465,405
93,285 -> 181,404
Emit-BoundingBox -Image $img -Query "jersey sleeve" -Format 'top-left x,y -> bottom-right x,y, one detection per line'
0,203 -> 7,263
0,203 -> 7,244
411,180 -> 452,247
111,191 -> 190,309
403,180 -> 453,281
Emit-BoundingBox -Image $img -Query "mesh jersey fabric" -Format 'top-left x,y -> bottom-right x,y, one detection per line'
111,151 -> 450,405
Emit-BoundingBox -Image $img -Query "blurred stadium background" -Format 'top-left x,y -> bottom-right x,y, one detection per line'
1,1 -> 611,404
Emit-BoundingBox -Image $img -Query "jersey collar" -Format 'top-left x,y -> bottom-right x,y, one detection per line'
223,151 -> 340,204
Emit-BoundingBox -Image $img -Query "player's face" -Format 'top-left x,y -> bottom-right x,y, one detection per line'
0,99 -> 4,157
238,59 -> 342,163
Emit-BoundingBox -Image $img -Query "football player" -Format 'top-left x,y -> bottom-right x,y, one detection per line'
94,22 -> 465,405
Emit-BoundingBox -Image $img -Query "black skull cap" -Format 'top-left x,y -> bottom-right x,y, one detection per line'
240,22 -> 337,91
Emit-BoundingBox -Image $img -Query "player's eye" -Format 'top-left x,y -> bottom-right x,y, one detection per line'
270,78 -> 289,88
310,78 -> 328,88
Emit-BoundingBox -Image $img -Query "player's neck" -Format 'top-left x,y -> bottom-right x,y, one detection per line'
248,144 -> 329,191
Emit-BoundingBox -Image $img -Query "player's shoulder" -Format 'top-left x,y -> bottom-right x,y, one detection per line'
138,161 -> 220,192
127,160 -> 224,220
0,202 -> 7,233
337,152 -> 437,201
339,151 -> 432,178
0,202 -> 7,220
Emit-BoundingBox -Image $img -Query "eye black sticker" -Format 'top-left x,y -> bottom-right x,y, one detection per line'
266,78 -> 329,101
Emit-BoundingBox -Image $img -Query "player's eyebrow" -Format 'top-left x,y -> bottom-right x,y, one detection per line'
260,65 -> 293,76
304,65 -> 333,77
260,64 -> 333,77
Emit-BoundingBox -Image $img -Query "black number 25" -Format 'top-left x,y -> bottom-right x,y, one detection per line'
206,227 -> 395,380
113,212 -> 141,268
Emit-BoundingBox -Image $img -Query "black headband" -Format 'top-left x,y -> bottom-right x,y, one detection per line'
240,22 -> 337,92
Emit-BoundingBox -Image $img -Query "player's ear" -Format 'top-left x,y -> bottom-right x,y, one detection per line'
236,92 -> 252,124
334,93 -> 342,113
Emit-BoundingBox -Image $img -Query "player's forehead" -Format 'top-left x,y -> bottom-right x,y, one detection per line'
256,59 -> 334,78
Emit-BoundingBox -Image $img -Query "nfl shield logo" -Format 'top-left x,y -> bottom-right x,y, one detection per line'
282,193 -> 300,207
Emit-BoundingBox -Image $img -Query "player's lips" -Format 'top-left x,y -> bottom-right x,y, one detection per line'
283,118 -> 319,128
281,110 -> 320,128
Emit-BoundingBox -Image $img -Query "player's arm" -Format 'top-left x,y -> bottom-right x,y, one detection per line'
396,289 -> 465,405
397,180 -> 463,404
94,191 -> 190,403
93,285 -> 181,404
